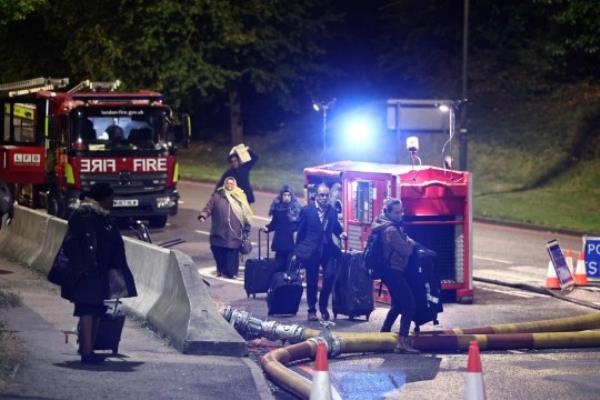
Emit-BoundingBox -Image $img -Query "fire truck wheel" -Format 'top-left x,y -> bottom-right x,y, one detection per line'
0,181 -> 13,214
47,191 -> 66,219
148,216 -> 167,229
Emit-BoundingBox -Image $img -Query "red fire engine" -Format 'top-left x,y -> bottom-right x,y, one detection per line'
0,77 -> 190,227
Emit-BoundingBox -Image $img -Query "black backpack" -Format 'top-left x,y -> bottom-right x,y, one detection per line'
364,229 -> 386,279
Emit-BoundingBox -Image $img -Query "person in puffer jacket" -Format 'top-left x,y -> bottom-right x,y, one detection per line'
371,198 -> 418,354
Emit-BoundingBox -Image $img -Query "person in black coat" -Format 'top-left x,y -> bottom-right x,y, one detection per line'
52,183 -> 137,364
295,183 -> 347,321
215,146 -> 259,204
261,185 -> 302,272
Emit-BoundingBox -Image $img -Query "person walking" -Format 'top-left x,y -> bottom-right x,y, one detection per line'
215,144 -> 259,204
199,177 -> 253,279
372,198 -> 419,354
49,182 -> 137,364
295,183 -> 347,321
261,185 -> 302,272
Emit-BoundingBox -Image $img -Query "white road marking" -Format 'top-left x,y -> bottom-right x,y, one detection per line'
475,269 -> 541,284
474,255 -> 512,265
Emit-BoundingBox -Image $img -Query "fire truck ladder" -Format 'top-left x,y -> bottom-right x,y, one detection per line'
0,77 -> 70,97
68,79 -> 122,93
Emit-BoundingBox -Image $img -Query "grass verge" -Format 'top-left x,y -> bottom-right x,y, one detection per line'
179,86 -> 600,234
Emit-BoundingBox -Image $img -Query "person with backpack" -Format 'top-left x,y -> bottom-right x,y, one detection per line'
370,198 -> 418,354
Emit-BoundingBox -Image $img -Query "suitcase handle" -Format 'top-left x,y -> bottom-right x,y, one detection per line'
259,229 -> 270,260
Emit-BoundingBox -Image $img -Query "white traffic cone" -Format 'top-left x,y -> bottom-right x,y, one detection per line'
574,250 -> 588,286
565,249 -> 574,275
310,341 -> 333,400
545,260 -> 560,289
464,340 -> 486,400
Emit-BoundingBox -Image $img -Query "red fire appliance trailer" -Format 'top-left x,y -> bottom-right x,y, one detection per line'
304,161 -> 473,303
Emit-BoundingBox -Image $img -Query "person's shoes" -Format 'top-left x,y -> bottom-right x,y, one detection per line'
307,312 -> 318,321
81,352 -> 105,364
320,309 -> 330,321
393,336 -> 420,354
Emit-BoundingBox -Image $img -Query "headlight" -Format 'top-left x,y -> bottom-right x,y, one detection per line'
156,196 -> 176,208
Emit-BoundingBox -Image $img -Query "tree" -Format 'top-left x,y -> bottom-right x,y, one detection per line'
0,0 -> 45,27
51,0 -> 335,144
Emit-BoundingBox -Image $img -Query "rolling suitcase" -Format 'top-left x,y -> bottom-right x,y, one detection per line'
244,230 -> 277,298
332,250 -> 374,321
267,259 -> 303,316
405,245 -> 443,332
78,300 -> 125,355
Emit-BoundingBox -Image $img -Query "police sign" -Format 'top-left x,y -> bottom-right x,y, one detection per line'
584,236 -> 600,280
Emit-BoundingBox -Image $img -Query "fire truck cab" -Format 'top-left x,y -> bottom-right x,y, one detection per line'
0,77 -> 190,228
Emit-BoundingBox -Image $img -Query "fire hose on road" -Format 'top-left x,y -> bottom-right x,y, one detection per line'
223,306 -> 600,399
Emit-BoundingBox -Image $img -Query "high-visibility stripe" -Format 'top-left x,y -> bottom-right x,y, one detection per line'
173,162 -> 179,183
65,163 -> 75,184
44,100 -> 49,139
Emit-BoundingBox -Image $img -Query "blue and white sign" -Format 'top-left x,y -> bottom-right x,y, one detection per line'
584,236 -> 600,280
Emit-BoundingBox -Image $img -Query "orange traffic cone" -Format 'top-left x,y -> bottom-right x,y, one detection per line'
310,341 -> 333,400
545,260 -> 560,289
565,249 -> 574,275
574,250 -> 588,286
464,340 -> 486,400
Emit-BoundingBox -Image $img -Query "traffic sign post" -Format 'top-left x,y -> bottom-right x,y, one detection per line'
583,236 -> 600,280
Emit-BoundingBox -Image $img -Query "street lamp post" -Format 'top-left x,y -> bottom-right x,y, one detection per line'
459,0 -> 470,171
313,99 -> 336,163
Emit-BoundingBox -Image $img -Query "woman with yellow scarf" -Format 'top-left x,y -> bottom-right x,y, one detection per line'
198,177 -> 253,278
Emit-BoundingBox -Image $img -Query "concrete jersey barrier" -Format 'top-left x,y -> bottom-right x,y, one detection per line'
0,205 -> 247,356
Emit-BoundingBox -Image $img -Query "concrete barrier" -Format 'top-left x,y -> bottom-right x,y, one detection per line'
0,205 -> 247,356
0,206 -> 49,268
30,215 -> 67,274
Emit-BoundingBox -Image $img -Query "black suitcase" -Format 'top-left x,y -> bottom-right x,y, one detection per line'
79,300 -> 125,355
405,246 -> 443,332
267,259 -> 303,316
332,250 -> 374,321
244,230 -> 277,298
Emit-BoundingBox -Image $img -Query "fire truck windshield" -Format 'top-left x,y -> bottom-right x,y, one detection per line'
71,107 -> 169,151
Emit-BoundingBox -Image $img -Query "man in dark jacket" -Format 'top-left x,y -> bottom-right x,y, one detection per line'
371,198 -> 418,354
215,145 -> 259,204
296,183 -> 347,321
